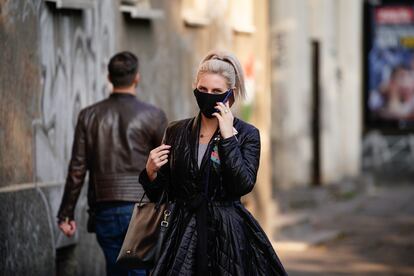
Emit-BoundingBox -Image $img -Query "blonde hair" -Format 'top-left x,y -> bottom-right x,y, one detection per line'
195,50 -> 246,101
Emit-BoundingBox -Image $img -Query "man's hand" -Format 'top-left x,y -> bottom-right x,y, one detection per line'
59,219 -> 77,237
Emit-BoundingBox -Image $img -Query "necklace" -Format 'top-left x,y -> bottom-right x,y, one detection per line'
200,123 -> 219,139
199,131 -> 214,138
200,133 -> 212,138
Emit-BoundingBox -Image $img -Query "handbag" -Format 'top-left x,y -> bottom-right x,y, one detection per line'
116,191 -> 171,269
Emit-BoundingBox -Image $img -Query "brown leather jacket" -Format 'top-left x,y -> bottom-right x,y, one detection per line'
57,93 -> 167,222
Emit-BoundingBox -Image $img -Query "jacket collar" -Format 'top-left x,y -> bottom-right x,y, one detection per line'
109,92 -> 136,98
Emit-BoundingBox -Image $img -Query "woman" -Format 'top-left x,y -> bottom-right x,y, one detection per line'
139,51 -> 287,275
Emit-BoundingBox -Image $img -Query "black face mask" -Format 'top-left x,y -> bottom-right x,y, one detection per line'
193,89 -> 232,118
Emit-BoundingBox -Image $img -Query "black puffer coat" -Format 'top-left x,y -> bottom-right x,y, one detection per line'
139,114 -> 287,276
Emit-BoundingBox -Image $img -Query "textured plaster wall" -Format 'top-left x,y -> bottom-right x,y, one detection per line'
0,0 -> 41,186
270,0 -> 313,188
269,0 -> 363,187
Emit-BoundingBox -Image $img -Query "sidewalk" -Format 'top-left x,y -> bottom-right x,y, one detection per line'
272,176 -> 414,276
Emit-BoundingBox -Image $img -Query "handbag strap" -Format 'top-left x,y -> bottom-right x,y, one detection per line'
137,187 -> 168,210
137,191 -> 147,206
139,133 -> 173,208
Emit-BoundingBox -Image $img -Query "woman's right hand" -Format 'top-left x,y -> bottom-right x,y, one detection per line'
146,144 -> 171,181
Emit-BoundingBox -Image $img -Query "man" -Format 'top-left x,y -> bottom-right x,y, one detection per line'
57,51 -> 167,275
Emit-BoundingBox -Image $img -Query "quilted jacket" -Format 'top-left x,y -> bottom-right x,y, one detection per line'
139,114 -> 288,276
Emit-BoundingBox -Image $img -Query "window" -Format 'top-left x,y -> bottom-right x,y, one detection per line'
44,0 -> 95,9
120,0 -> 163,19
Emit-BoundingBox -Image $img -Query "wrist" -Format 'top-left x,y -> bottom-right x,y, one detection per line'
221,131 -> 233,139
148,172 -> 157,182
58,216 -> 70,225
145,167 -> 157,182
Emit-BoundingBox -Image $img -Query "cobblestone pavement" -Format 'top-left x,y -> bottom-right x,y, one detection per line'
272,180 -> 414,276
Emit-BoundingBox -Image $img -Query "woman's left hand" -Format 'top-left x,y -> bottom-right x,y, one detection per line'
213,101 -> 234,139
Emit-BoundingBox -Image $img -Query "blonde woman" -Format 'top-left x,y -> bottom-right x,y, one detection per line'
140,51 -> 287,275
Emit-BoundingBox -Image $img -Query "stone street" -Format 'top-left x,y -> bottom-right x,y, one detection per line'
273,177 -> 414,275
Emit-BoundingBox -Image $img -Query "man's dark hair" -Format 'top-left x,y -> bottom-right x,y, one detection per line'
108,51 -> 139,87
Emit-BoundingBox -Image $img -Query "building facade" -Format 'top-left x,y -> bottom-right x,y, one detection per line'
0,0 -> 272,274
269,0 -> 363,188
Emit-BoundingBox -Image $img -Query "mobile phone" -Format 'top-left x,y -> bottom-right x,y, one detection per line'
221,89 -> 233,104
215,90 -> 233,113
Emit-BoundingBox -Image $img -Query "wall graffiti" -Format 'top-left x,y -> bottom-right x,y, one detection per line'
30,0 -> 116,249
2,0 -> 43,25
1,0 -> 114,271
362,131 -> 414,172
34,0 -> 115,183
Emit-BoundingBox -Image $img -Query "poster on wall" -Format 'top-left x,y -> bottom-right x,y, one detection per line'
365,1 -> 414,131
